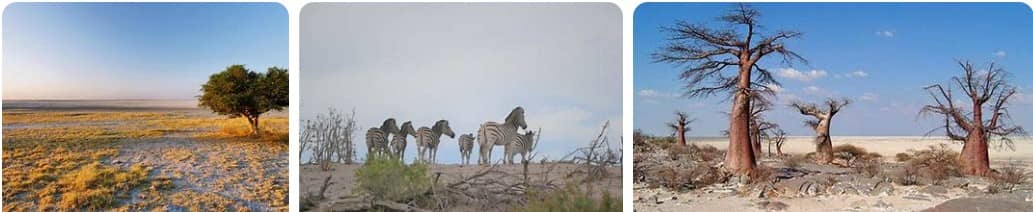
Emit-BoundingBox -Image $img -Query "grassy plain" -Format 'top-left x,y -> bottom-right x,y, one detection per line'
2,109 -> 288,211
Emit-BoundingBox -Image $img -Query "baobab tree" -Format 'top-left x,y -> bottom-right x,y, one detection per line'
920,60 -> 1024,176
790,98 -> 850,164
767,128 -> 787,157
668,111 -> 694,146
749,95 -> 778,157
653,4 -> 806,174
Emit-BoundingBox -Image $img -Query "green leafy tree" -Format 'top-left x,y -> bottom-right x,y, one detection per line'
198,65 -> 289,136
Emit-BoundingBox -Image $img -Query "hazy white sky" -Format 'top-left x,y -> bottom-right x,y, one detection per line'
300,3 -> 623,163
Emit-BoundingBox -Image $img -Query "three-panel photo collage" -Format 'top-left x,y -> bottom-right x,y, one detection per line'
1,1 -> 1031,211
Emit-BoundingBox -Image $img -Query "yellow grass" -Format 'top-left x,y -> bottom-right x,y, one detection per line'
2,112 -> 184,125
2,111 -> 288,210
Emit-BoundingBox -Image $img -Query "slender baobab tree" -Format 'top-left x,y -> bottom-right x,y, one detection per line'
768,128 -> 787,157
791,98 -> 849,164
749,95 -> 778,157
920,60 -> 1024,176
668,111 -> 694,146
653,3 -> 806,174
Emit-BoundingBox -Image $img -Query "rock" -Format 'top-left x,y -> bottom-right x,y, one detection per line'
868,181 -> 895,196
923,197 -> 1033,212
848,199 -> 869,209
903,194 -> 932,201
756,200 -> 789,211
872,200 -> 893,209
920,185 -> 949,194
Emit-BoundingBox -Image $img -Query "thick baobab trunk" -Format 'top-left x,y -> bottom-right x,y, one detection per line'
725,65 -> 756,174
959,102 -> 990,176
677,128 -> 687,146
959,132 -> 990,176
814,120 -> 833,164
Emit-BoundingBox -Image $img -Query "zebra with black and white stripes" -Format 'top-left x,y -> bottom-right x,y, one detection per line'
390,121 -> 416,160
457,133 -> 475,165
416,120 -> 455,164
504,130 -> 536,164
477,106 -> 527,165
366,118 -> 399,158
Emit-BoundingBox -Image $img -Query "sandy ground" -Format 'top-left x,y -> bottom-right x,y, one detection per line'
634,136 -> 1033,211
301,163 -> 622,210
2,106 -> 288,211
691,136 -> 1033,162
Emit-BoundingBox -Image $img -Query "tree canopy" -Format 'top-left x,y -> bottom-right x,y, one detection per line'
199,64 -> 289,135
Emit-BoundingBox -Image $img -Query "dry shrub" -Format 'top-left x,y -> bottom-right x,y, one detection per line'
833,144 -> 883,167
855,156 -> 883,178
655,162 -> 727,191
783,154 -> 806,170
748,165 -> 776,185
895,152 -> 912,162
896,165 -> 921,186
667,143 -> 724,163
820,176 -> 838,192
989,164 -> 1029,192
688,144 -> 724,163
524,184 -> 620,212
667,144 -> 691,161
906,144 -> 960,184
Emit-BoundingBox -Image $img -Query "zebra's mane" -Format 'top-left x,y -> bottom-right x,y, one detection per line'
504,106 -> 524,125
431,120 -> 448,132
399,121 -> 415,135
380,118 -> 398,133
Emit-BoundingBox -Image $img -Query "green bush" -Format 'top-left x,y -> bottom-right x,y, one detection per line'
524,184 -> 620,212
354,155 -> 430,202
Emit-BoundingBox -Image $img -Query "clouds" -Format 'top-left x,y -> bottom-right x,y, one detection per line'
860,92 -> 879,102
836,70 -> 869,79
875,30 -> 895,38
777,68 -> 827,82
638,89 -> 676,98
994,50 -> 1007,57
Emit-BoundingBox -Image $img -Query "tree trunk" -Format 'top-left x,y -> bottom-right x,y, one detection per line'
677,128 -> 687,146
814,119 -> 833,164
725,65 -> 756,174
752,125 -> 762,158
247,115 -> 261,136
959,128 -> 990,176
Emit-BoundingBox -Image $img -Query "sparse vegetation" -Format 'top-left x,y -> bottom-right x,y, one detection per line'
891,144 -> 961,185
524,184 -> 621,212
784,154 -> 807,170
2,111 -> 288,210
354,154 -> 431,202
301,108 -> 359,170
989,163 -> 1029,192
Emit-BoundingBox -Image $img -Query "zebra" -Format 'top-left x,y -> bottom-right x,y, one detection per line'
366,118 -> 399,158
457,133 -> 475,165
504,130 -> 536,164
390,121 -> 416,161
416,120 -> 455,164
477,106 -> 527,165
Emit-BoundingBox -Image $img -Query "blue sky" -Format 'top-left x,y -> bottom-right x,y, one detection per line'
635,3 -> 1033,136
3,3 -> 287,100
300,3 -> 622,164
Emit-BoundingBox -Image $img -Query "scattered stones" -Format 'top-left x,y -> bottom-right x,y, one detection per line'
755,200 -> 788,211
923,197 -> 1033,212
872,200 -> 893,209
